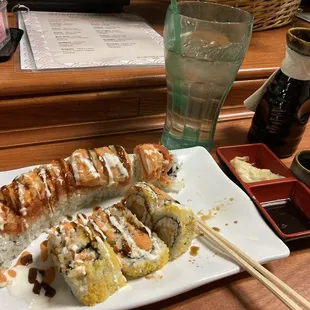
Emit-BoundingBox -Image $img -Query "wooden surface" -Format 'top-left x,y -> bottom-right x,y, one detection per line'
0,2 -> 289,98
0,118 -> 309,310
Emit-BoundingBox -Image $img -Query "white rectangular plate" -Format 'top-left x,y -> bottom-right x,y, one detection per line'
0,146 -> 289,309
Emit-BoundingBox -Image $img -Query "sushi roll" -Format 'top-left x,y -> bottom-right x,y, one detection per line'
125,182 -> 196,260
124,182 -> 174,228
48,220 -> 126,306
133,144 -> 183,192
87,202 -> 169,278
0,145 -> 132,270
0,143 -> 180,270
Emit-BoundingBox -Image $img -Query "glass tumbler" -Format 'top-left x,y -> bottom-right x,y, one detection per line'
161,1 -> 253,150
0,0 -> 10,50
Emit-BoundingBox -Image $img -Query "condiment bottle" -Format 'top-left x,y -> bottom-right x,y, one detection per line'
246,28 -> 310,158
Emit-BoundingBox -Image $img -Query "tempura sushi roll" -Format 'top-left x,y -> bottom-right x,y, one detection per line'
125,182 -> 196,260
125,182 -> 174,228
133,144 -> 183,192
88,202 -> 169,278
48,220 -> 126,306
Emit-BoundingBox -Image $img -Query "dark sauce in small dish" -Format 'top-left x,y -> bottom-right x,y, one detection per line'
262,198 -> 310,234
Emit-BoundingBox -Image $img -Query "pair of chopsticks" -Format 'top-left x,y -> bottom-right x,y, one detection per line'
195,216 -> 310,310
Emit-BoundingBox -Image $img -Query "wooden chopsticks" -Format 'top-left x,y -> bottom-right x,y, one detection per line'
196,216 -> 310,310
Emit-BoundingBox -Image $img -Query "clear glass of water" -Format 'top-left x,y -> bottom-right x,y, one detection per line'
161,1 -> 253,151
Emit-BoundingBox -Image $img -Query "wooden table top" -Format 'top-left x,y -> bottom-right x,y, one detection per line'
1,0 -> 306,99
1,117 -> 309,310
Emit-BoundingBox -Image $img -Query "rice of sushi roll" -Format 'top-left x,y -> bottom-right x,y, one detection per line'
125,182 -> 196,260
87,202 -> 169,278
48,220 -> 126,306
133,144 -> 183,192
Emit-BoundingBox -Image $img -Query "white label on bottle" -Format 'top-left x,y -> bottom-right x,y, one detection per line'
281,47 -> 310,81
244,47 -> 310,112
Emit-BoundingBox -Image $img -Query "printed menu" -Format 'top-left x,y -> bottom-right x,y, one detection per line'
20,11 -> 164,70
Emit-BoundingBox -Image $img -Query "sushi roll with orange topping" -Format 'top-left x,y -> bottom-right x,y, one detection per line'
125,182 -> 196,260
0,144 -> 180,270
48,220 -> 126,306
88,202 -> 169,278
133,144 -> 183,192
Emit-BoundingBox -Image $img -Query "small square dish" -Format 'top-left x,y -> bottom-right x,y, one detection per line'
217,143 -> 294,186
249,180 -> 310,240
217,143 -> 310,241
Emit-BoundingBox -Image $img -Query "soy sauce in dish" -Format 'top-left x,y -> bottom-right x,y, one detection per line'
262,198 -> 310,234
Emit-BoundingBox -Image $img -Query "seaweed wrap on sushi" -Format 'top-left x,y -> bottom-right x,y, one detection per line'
125,182 -> 196,260
48,220 -> 126,306
88,202 -> 169,278
133,144 -> 183,192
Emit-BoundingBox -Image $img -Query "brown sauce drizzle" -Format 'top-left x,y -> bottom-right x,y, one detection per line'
212,227 -> 220,232
28,267 -> 56,298
190,246 -> 200,257
15,251 -> 33,267
33,280 -> 42,295
28,268 -> 37,284
42,282 -> 56,298
40,240 -> 49,262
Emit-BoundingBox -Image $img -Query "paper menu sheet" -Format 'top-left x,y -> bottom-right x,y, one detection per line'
20,11 -> 164,70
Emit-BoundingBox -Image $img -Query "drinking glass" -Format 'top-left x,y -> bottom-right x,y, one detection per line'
161,1 -> 253,150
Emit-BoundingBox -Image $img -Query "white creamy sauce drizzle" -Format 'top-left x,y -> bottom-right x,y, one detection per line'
142,149 -> 162,176
47,164 -> 64,186
51,220 -> 123,296
0,208 -> 4,230
143,149 -> 159,156
68,244 -> 79,252
138,183 -> 159,202
39,169 -> 51,199
88,219 -> 106,241
70,156 -> 80,184
80,155 -> 100,179
102,153 -> 129,186
70,153 -> 100,185
77,214 -> 88,226
23,220 -> 29,229
20,208 -> 27,217
105,210 -> 157,261
17,182 -> 26,208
